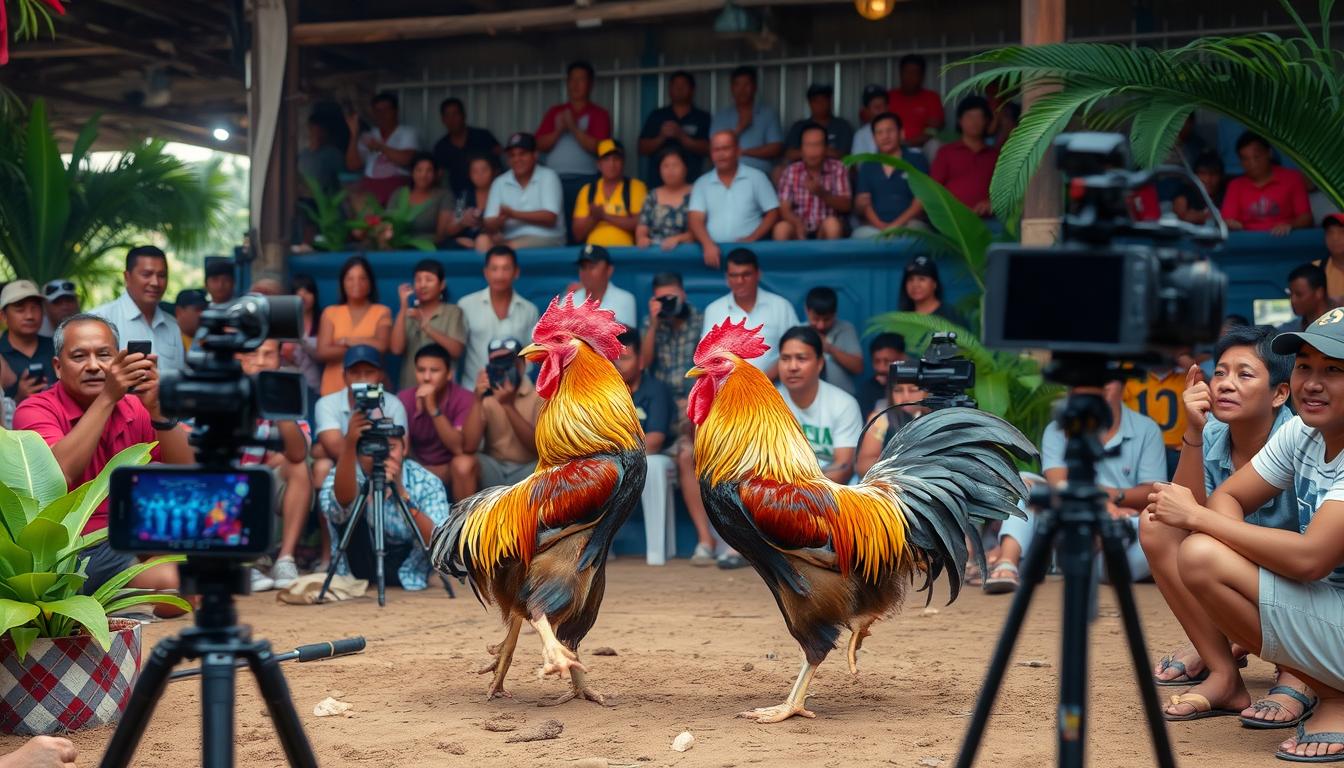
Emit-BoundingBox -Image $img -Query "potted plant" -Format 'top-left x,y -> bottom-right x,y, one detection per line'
347,187 -> 436,251
0,431 -> 189,736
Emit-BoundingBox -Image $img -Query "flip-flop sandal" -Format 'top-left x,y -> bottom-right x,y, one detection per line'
1243,686 -> 1319,730
1163,692 -> 1243,721
965,562 -> 985,587
1275,723 -> 1344,762
1153,652 -> 1248,687
984,562 -> 1019,594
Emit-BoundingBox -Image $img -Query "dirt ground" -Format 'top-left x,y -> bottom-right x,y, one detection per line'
0,559 -> 1299,767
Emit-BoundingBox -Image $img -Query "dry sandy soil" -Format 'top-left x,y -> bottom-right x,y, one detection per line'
0,559 -> 1299,767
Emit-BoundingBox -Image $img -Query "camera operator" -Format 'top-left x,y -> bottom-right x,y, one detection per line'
313,345 -> 410,467
319,412 -> 449,590
396,343 -> 473,488
450,338 -> 542,500
12,314 -> 192,599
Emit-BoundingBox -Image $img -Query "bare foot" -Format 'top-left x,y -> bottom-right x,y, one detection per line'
1154,643 -> 1204,683
0,735 -> 78,768
737,702 -> 817,723
1279,699 -> 1344,759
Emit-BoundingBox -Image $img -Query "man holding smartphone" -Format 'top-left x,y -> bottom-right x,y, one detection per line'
0,281 -> 55,404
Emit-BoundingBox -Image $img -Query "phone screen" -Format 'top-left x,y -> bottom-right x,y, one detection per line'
127,341 -> 152,356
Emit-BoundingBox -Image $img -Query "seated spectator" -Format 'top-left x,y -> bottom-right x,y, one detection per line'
804,287 -> 863,395
320,414 -> 448,591
0,281 -> 55,404
636,149 -> 694,250
784,83 -> 855,163
688,131 -> 781,269
344,91 -> 419,206
92,246 -> 186,374
1221,131 -> 1312,235
432,97 -> 501,199
397,344 -> 473,488
454,156 -> 496,249
850,84 -> 890,157
451,339 -> 543,500
1144,321 -> 1344,760
701,248 -> 800,379
775,326 -> 863,484
315,255 -> 391,396
773,123 -> 852,241
1316,214 -> 1344,304
856,379 -> 929,476
856,332 -> 908,414
710,66 -> 783,176
1174,151 -> 1227,226
457,246 -> 541,385
390,258 -> 467,390
13,314 -> 192,600
901,254 -> 968,329
1281,263 -> 1335,333
204,257 -> 235,307
1125,352 -> 1195,469
477,132 -> 566,251
571,245 -> 637,327
1138,326 -> 1308,723
931,96 -> 998,216
313,345 -> 411,469
237,339 -> 313,591
613,330 -> 677,565
40,278 -> 80,336
284,274 -> 324,396
404,153 -> 455,246
852,113 -> 928,239
886,54 -> 945,149
174,289 -> 207,354
573,140 -> 647,247
638,70 -> 711,184
537,60 -> 612,239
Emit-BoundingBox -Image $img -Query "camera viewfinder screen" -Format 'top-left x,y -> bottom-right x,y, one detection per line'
998,252 -> 1124,344
125,472 -> 259,551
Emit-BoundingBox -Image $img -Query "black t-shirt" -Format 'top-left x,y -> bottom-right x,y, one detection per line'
785,116 -> 855,153
630,375 -> 673,440
432,127 -> 502,197
639,105 -> 712,183
0,332 -> 56,398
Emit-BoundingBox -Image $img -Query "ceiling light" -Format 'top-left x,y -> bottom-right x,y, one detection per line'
855,0 -> 895,21
212,127 -> 231,142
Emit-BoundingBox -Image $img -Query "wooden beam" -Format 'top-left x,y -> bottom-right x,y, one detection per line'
1019,0 -> 1065,246
7,44 -> 121,59
55,19 -> 239,80
11,82 -> 247,152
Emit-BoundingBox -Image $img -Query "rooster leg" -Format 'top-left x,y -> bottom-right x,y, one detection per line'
483,615 -> 523,700
737,658 -> 819,723
529,614 -> 588,680
847,618 -> 877,675
539,665 -> 609,707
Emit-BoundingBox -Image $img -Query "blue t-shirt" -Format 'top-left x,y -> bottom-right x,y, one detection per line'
1202,407 -> 1297,531
710,104 -> 783,174
856,151 -> 929,223
631,375 -> 673,439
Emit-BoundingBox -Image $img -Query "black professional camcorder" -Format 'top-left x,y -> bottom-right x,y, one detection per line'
890,332 -> 977,411
349,382 -> 405,459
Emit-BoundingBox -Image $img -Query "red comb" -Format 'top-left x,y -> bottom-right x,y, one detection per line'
695,317 -> 769,364
533,292 -> 626,361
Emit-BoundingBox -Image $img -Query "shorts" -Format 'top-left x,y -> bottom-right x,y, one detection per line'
478,454 -> 537,489
78,541 -> 136,596
1259,567 -> 1344,692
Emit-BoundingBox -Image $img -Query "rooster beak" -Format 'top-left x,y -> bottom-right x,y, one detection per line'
685,366 -> 705,379
518,343 -> 546,362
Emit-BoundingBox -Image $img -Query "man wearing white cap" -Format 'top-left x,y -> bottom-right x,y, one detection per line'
0,280 -> 55,404
39,278 -> 80,336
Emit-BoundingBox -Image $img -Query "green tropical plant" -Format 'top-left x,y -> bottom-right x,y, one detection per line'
0,98 -> 229,291
347,186 -> 435,252
2,0 -> 67,66
0,431 -> 189,662
947,0 -> 1344,221
299,173 -> 351,252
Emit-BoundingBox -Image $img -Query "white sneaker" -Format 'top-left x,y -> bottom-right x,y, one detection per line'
690,543 -> 715,567
250,568 -> 275,592
271,556 -> 299,589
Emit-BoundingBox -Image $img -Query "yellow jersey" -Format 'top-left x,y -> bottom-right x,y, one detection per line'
574,177 -> 647,247
1123,371 -> 1186,450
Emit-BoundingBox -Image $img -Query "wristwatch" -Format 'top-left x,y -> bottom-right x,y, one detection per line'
1110,489 -> 1125,505
150,417 -> 180,431
429,409 -> 442,418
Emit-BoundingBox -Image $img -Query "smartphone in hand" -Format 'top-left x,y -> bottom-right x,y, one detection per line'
127,341 -> 152,357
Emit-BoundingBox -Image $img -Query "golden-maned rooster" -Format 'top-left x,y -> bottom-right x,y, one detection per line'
430,294 -> 645,706
687,319 -> 1036,723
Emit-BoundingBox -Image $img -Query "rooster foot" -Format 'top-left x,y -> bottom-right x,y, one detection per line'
736,702 -> 816,723
541,646 -> 587,679
539,685 -> 608,707
486,641 -> 503,656
476,658 -> 499,675
847,621 -> 875,675
485,681 -> 512,701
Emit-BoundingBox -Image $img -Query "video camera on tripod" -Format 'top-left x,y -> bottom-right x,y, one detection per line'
349,382 -> 406,459
890,331 -> 977,411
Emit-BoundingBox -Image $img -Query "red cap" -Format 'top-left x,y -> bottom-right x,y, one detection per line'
1324,213 -> 1344,229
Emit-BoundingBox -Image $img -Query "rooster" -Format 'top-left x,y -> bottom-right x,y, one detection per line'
687,319 -> 1036,723
430,294 -> 645,706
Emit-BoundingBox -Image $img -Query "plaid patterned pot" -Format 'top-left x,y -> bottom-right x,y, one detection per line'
0,618 -> 142,735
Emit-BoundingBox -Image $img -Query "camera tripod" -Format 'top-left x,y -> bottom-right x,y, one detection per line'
317,445 -> 455,606
955,390 -> 1175,768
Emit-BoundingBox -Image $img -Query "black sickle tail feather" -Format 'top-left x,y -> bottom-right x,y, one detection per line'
864,407 -> 1038,605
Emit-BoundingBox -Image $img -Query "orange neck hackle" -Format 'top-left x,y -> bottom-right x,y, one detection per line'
693,358 -> 818,486
534,341 -> 644,468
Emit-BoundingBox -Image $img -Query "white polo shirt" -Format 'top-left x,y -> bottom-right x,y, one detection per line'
456,288 -> 541,385
356,125 -> 419,179
91,291 -> 186,374
485,165 -> 566,241
573,284 -> 637,329
700,289 -> 799,372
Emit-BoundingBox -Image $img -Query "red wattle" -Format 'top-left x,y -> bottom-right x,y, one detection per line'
688,376 -> 714,425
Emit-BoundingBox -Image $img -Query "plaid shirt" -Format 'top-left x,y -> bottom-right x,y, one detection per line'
778,158 -> 850,233
640,304 -> 703,400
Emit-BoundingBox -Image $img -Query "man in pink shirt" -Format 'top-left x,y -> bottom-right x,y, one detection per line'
13,313 -> 192,599
931,96 -> 999,216
1221,132 -> 1313,235
886,54 -> 945,148
537,60 -> 612,242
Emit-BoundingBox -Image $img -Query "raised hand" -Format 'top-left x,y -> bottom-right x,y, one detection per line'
1182,364 -> 1212,439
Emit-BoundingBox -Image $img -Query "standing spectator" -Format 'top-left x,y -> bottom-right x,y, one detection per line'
638,70 -> 711,184
1315,214 -> 1344,304
573,140 -> 647,247
804,287 -> 863,395
390,258 -> 467,390
931,96 -> 999,216
852,113 -> 928,239
1174,151 -> 1228,226
571,245 -> 638,328
457,246 -> 541,385
709,66 -> 784,175
39,278 -> 79,336
850,84 -> 889,157
451,339 -> 544,499
204,256 -> 235,307
537,61 -> 612,239
886,54 -> 945,149
315,256 -> 392,396
91,245 -> 186,374
773,123 -> 852,241
344,91 -> 420,206
857,332 -> 908,414
454,156 -> 496,250
775,326 -> 863,484
283,273 -> 324,395
613,330 -> 677,565
1221,131 -> 1312,235
432,97 -> 501,198
299,112 -> 346,200
478,132 -> 566,251
397,344 -> 473,487
900,254 -> 968,329
404,153 -> 455,246
783,83 -> 855,163
1280,263 -> 1335,333
636,149 -> 695,250
701,248 -> 799,379
0,281 -> 54,404
174,289 -> 207,354
687,131 -> 781,268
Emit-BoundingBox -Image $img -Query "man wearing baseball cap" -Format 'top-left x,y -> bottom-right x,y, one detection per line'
0,280 -> 55,403
1147,313 -> 1344,758
40,278 -> 80,336
174,289 -> 208,353
478,132 -> 566,251
573,139 -> 647,247
312,344 -> 410,469
571,244 -> 637,326
203,256 -> 236,308
1315,213 -> 1344,304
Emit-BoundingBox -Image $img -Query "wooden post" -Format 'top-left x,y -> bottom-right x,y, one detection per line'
1019,0 -> 1064,246
251,0 -> 299,282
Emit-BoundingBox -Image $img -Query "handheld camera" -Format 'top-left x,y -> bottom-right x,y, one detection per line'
889,332 -> 977,411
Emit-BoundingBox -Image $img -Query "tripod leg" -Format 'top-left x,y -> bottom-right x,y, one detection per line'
371,491 -> 386,607
391,492 -> 455,598
245,642 -> 320,768
97,636 -> 187,768
317,483 -> 370,603
1099,520 -> 1178,768
201,647 -> 238,768
1055,521 -> 1096,768
955,513 -> 1058,768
